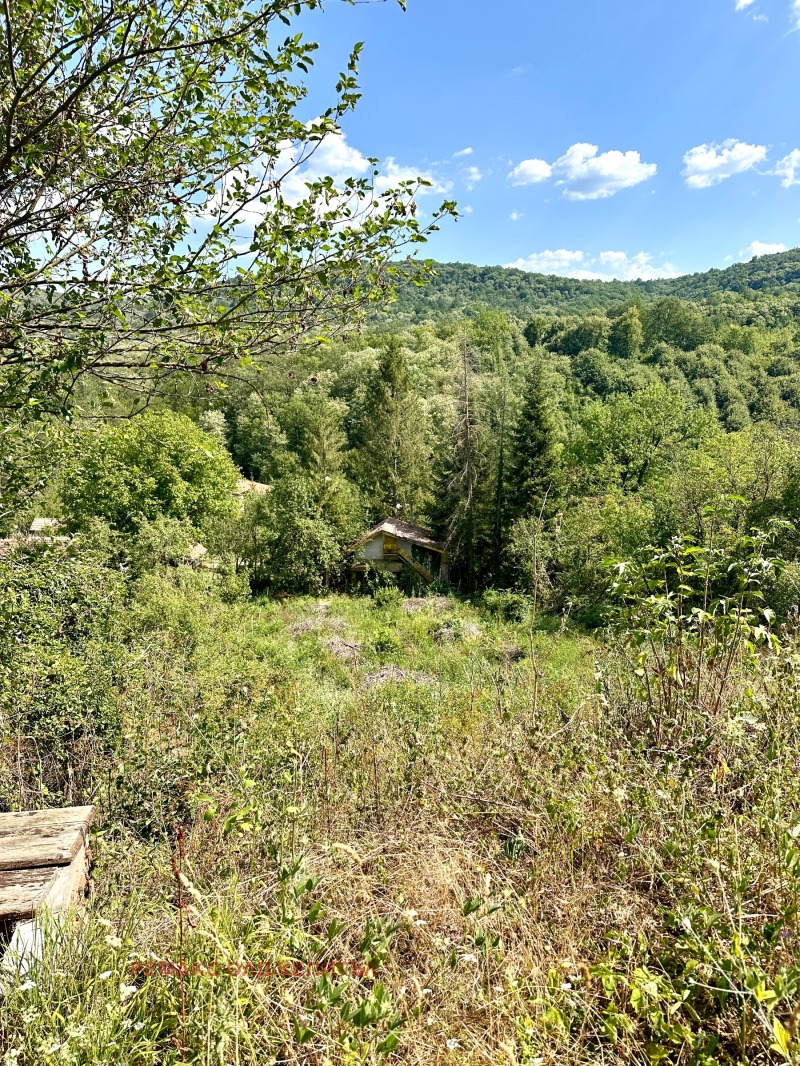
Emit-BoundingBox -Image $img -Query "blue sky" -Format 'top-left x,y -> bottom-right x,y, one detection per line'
292,0 -> 800,280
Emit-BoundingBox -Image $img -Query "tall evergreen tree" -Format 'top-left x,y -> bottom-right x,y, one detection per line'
353,338 -> 432,520
434,335 -> 488,590
507,354 -> 563,521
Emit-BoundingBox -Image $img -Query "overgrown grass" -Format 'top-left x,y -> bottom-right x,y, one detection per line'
2,573 -> 800,1064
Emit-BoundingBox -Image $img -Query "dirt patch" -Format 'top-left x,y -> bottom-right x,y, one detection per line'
402,596 -> 451,614
432,625 -> 459,644
290,615 -> 347,637
432,622 -> 483,644
327,637 -> 362,662
363,665 -> 436,688
499,642 -> 526,663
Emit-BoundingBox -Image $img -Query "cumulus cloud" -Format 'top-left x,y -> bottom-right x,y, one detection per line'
509,210 -> 525,221
793,0 -> 800,28
555,144 -> 658,200
740,240 -> 787,259
775,149 -> 800,187
278,135 -> 451,200
373,156 -> 451,195
504,248 -> 680,281
203,129 -> 450,238
453,147 -> 473,157
508,158 -> 553,185
735,0 -> 755,9
508,143 -> 656,200
682,139 -> 767,188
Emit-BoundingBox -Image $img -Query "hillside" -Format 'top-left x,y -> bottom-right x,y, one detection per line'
387,247 -> 800,319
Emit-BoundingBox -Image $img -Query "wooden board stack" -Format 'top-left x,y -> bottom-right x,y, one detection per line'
0,805 -> 95,973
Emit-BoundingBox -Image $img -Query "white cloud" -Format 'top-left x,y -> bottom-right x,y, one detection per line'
740,240 -> 786,259
463,166 -> 483,190
508,143 -> 656,199
793,0 -> 800,28
682,139 -> 767,188
462,205 -> 474,214
775,149 -> 800,186
266,132 -> 450,203
505,248 -> 680,281
554,144 -> 657,200
509,210 -> 525,221
453,147 -> 473,158
506,249 -> 585,274
203,129 -> 450,237
735,0 -> 755,9
373,156 -> 451,195
508,158 -> 553,185
278,134 -> 372,202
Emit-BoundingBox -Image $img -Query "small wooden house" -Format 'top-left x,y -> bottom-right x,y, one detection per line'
233,479 -> 272,499
350,518 -> 449,585
29,518 -> 61,533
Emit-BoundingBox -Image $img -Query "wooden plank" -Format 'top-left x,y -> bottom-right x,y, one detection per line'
0,844 -> 90,922
396,547 -> 433,584
40,845 -> 90,913
0,867 -> 60,921
0,806 -> 95,872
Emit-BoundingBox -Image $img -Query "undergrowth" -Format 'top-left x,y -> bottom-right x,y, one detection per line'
1,540 -> 800,1064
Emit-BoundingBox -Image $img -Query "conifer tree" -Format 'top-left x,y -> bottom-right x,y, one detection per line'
434,335 -> 488,590
354,338 -> 431,520
506,354 -> 563,521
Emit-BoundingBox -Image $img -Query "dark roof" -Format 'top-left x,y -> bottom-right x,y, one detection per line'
351,518 -> 445,554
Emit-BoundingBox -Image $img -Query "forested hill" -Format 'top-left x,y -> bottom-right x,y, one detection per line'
388,248 -> 800,319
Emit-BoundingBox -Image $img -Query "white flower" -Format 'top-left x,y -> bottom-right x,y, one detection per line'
119,984 -> 138,1002
446,1039 -> 461,1051
97,970 -> 113,981
104,935 -> 123,948
17,980 -> 35,992
460,953 -> 479,965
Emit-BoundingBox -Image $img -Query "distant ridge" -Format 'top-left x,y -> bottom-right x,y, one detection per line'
387,248 -> 800,319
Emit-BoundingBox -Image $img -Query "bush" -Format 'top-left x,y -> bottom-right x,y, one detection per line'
373,587 -> 403,609
0,539 -> 126,807
371,626 -> 402,655
61,410 -> 239,535
225,477 -> 344,594
480,588 -> 530,622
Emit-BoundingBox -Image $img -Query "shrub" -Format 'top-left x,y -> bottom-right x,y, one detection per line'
480,588 -> 530,622
0,539 -> 126,806
373,587 -> 403,609
61,410 -> 239,535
